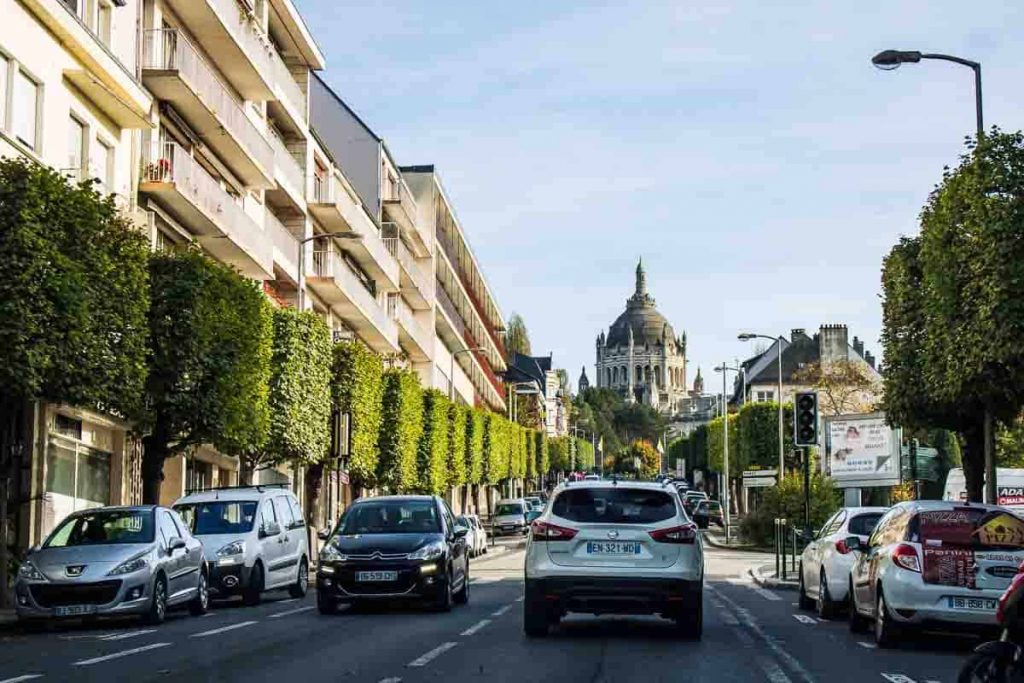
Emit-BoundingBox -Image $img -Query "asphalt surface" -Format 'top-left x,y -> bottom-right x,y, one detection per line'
0,538 -> 978,682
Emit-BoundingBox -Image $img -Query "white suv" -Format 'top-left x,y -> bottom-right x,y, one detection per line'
523,480 -> 704,638
174,485 -> 309,605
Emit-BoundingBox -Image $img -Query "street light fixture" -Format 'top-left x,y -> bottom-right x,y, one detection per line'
871,49 -> 983,138
739,332 -> 785,479
296,231 -> 363,311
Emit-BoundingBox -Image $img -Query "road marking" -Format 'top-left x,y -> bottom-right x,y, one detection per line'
275,599 -> 298,605
101,629 -> 157,641
792,614 -> 817,625
189,620 -> 257,638
0,676 -> 43,683
201,612 -> 216,617
377,678 -> 402,683
73,642 -> 171,666
460,619 -> 491,636
757,656 -> 792,683
491,604 -> 513,617
881,675 -> 917,683
269,606 -> 316,619
858,642 -> 877,649
750,585 -> 783,602
407,642 -> 457,667
58,633 -> 115,640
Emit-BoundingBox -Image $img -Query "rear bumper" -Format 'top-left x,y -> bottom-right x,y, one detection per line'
527,576 -> 701,616
882,572 -> 1003,627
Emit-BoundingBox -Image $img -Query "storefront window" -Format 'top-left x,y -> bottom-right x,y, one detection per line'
46,433 -> 111,526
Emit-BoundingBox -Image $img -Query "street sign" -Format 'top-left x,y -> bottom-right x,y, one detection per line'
743,469 -> 777,488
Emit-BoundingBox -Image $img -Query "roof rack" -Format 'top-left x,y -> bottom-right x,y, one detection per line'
183,483 -> 289,496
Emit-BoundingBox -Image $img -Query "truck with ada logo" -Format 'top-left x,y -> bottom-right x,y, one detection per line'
943,468 -> 1024,510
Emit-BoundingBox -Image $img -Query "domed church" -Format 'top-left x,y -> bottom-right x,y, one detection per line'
594,260 -> 688,412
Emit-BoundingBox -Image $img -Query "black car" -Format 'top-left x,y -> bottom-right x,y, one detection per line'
692,500 -> 723,529
316,495 -> 471,614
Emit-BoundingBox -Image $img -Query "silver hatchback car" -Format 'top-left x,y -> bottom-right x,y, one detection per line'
15,505 -> 209,625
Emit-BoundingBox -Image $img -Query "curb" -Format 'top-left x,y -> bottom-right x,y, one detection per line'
749,563 -> 799,591
472,538 -> 527,564
700,530 -> 756,551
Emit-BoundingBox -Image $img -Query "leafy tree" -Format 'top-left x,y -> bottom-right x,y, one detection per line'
736,402 -> 789,470
791,360 -> 881,415
525,427 -> 537,481
418,389 -> 450,495
504,313 -> 531,355
466,408 -> 485,484
707,415 -> 740,474
739,473 -> 840,546
448,401 -> 468,488
332,340 -> 384,494
378,368 -> 423,492
140,250 -> 272,504
619,440 -> 660,478
575,437 -> 596,470
549,436 -> 571,472
536,431 -> 549,480
483,413 -> 509,484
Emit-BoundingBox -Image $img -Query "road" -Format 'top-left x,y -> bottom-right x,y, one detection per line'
0,539 -> 975,683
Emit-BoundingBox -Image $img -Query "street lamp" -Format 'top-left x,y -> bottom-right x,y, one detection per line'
871,50 -> 983,139
739,332 -> 785,478
297,231 -> 363,310
450,347 -> 485,401
714,363 -> 740,544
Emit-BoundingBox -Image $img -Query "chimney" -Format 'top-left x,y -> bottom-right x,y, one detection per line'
865,351 -> 876,369
852,336 -> 864,357
818,323 -> 849,364
791,328 -> 807,340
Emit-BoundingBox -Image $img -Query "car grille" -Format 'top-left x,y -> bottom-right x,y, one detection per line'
343,552 -> 410,561
31,580 -> 122,608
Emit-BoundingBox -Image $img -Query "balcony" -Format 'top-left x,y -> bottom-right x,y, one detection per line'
269,51 -> 307,130
382,179 -> 429,256
309,171 -> 400,290
436,231 -> 507,359
309,247 -> 398,354
21,0 -> 151,128
162,0 -> 275,100
393,298 -> 432,362
387,229 -> 433,310
140,141 -> 273,280
268,128 -> 305,208
267,211 -> 299,283
142,30 -> 274,188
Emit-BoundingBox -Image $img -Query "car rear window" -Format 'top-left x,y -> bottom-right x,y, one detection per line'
909,508 -> 1024,550
552,488 -> 677,524
848,512 -> 883,537
496,503 -> 524,515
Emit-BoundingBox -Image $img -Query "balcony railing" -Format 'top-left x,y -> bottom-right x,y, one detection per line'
271,49 -> 306,120
436,230 -> 506,357
268,128 -> 304,196
208,0 -> 274,78
311,247 -> 392,334
395,238 -> 434,300
267,210 -> 298,280
383,178 -> 418,224
394,297 -> 431,352
142,29 -> 273,174
382,237 -> 398,258
312,172 -> 330,204
436,284 -> 465,338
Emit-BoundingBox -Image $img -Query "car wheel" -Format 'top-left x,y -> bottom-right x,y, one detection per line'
144,575 -> 167,626
289,558 -> 309,599
523,585 -> 550,637
188,571 -> 209,616
848,580 -> 869,633
242,562 -> 264,607
317,590 -> 338,615
957,651 -> 1010,683
797,564 -> 814,610
454,564 -> 470,606
816,569 -> 837,619
433,572 -> 453,612
874,590 -> 901,648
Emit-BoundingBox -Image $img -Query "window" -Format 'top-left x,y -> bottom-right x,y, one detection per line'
13,69 -> 40,150
0,54 -> 8,130
756,390 -> 775,403
45,509 -> 154,547
175,501 -> 257,535
273,496 -> 295,529
158,511 -> 181,545
848,512 -> 883,537
339,500 -> 440,535
259,499 -> 278,530
53,414 -> 83,440
553,488 -> 678,524
68,115 -> 87,179
94,138 -> 114,191
286,496 -> 304,528
97,1 -> 112,45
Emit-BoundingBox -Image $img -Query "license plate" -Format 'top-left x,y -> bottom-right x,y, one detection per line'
502,525 -> 514,531
355,571 -> 398,582
53,604 -> 98,617
586,541 -> 641,555
948,597 -> 998,611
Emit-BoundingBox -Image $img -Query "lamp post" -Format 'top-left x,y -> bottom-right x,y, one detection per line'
450,347 -> 484,401
297,231 -> 363,310
714,363 -> 740,544
871,50 -> 983,139
739,332 -> 785,478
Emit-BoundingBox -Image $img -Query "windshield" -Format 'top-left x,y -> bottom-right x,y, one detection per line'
496,503 -> 525,516
340,500 -> 440,535
45,509 -> 154,547
553,488 -> 677,524
849,512 -> 883,536
175,501 -> 258,535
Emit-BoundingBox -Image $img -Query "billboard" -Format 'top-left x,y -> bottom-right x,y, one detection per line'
825,412 -> 901,487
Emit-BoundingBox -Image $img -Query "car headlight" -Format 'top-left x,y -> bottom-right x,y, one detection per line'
216,540 -> 245,557
320,542 -> 347,563
408,541 -> 445,562
18,560 -> 47,581
108,555 -> 149,576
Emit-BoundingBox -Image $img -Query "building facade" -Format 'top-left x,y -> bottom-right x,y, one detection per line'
594,261 -> 688,412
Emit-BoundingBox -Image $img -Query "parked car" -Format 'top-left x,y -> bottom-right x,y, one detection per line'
692,500 -> 723,529
526,490 -> 549,503
848,500 -> 1024,647
526,508 -> 543,524
524,496 -> 544,512
798,506 -> 887,618
583,474 -> 601,481
492,499 -> 530,536
15,505 -> 208,625
174,485 -> 309,605
682,491 -> 708,515
523,480 -> 704,638
316,495 -> 470,614
458,514 -> 488,557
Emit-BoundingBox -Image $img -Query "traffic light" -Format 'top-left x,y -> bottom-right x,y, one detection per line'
794,391 -> 818,447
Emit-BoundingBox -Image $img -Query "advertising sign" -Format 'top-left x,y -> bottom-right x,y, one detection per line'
825,413 -> 901,487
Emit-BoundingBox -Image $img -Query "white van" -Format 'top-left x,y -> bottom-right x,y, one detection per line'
943,467 -> 1024,511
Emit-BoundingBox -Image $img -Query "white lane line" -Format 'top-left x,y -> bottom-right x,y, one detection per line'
73,642 -> 171,666
101,629 -> 157,641
792,614 -> 817,625
407,642 -> 457,667
491,604 -> 513,617
189,620 -> 258,638
269,606 -> 316,619
201,612 -> 216,617
881,675 -> 918,683
757,656 -> 792,683
460,619 -> 491,636
0,675 -> 44,683
274,599 -> 298,605
377,678 -> 402,683
751,585 -> 783,602
858,641 -> 877,649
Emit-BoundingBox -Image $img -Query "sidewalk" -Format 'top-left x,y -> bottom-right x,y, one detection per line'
701,526 -> 758,551
0,607 -> 16,631
748,561 -> 799,591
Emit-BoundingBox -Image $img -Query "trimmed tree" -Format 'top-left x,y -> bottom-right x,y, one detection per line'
418,389 -> 450,496
536,431 -> 549,485
466,408 -> 485,512
448,401 -> 468,508
378,368 -> 423,492
140,249 -> 272,504
332,340 -> 384,496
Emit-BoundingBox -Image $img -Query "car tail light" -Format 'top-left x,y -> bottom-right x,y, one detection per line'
649,523 -> 697,544
531,520 -> 577,541
892,544 -> 921,572
835,539 -> 850,555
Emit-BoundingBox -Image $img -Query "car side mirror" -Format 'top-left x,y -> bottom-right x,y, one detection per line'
453,526 -> 469,540
259,522 -> 281,539
168,537 -> 187,553
317,528 -> 332,541
843,536 -> 864,553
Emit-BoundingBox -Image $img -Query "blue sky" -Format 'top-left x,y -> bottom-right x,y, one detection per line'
296,0 -> 1024,391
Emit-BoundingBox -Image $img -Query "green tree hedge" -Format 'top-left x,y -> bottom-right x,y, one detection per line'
379,368 -> 423,492
536,431 -> 549,477
467,408 -> 485,484
549,436 -> 571,472
483,413 -> 509,484
418,389 -> 450,495
707,414 -> 739,474
332,340 -> 384,492
448,402 -> 468,488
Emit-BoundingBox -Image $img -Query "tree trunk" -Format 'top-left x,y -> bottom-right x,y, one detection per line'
141,434 -> 169,505
238,458 -> 254,486
460,485 -> 469,515
304,462 -> 325,528
984,408 -> 997,505
962,422 -> 986,503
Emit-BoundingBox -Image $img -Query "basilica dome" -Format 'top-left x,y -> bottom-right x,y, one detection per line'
604,261 -> 678,351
